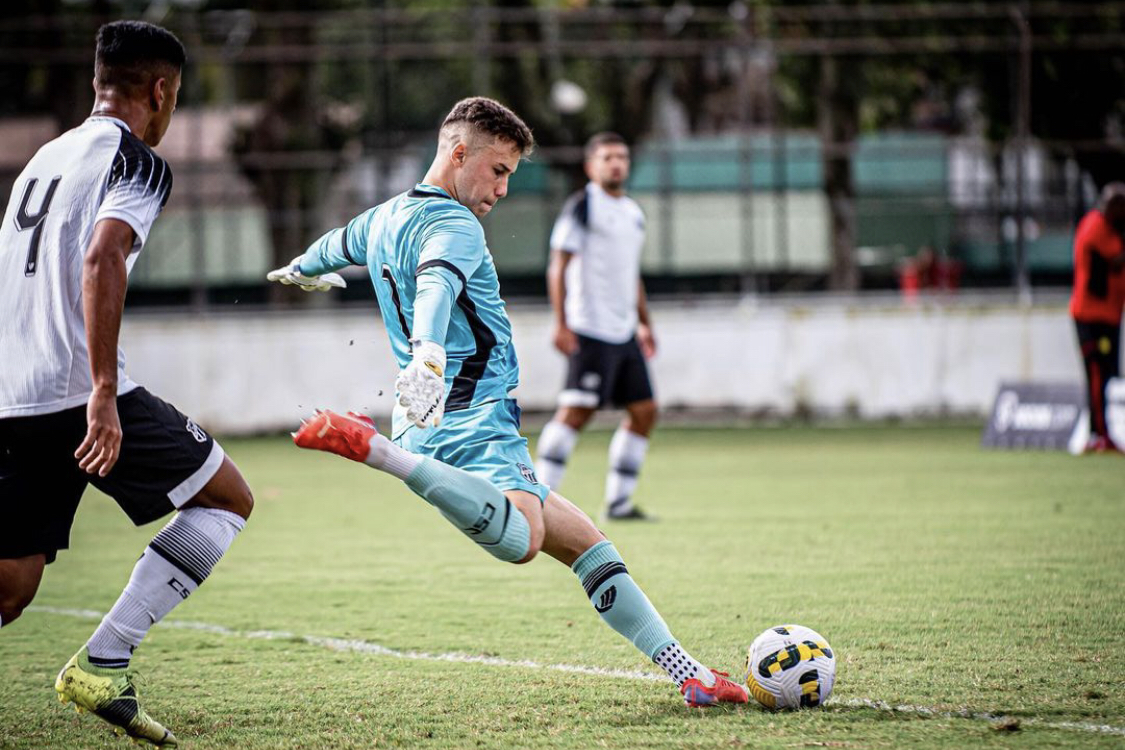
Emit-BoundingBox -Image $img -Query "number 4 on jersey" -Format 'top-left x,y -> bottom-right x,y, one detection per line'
15,175 -> 62,277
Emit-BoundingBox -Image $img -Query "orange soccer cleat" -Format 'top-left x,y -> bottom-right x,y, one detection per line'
681,670 -> 749,708
292,409 -> 378,463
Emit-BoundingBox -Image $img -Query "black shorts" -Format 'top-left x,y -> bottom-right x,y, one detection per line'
0,387 -> 224,564
561,333 -> 655,409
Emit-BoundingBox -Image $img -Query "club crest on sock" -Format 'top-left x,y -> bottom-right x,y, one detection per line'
594,585 -> 617,613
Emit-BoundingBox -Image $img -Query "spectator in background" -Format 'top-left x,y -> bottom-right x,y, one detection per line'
1070,182 -> 1125,453
899,245 -> 961,300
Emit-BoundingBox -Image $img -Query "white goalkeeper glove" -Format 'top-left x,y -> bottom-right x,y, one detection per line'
266,256 -> 347,292
395,340 -> 447,428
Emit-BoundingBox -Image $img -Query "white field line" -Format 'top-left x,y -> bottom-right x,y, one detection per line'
27,605 -> 1125,738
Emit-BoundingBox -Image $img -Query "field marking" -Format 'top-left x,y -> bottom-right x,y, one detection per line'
27,605 -> 1125,738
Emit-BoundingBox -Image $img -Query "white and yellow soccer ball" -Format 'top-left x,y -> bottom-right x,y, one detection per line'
745,624 -> 836,709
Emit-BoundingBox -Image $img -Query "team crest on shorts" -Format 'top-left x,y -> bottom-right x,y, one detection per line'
185,418 -> 208,443
517,463 -> 539,485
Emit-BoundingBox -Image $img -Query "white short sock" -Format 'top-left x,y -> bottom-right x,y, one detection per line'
364,433 -> 422,480
605,427 -> 649,515
535,420 -> 579,490
85,507 -> 245,666
654,642 -> 714,688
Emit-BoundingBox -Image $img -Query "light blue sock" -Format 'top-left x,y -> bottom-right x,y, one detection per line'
404,457 -> 530,563
573,541 -> 713,688
571,540 -> 676,659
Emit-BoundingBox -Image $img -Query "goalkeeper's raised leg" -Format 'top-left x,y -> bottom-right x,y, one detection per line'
294,408 -> 746,707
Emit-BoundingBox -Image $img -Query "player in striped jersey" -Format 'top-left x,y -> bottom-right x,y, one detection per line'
272,98 -> 747,708
0,22 -> 253,747
536,132 -> 658,521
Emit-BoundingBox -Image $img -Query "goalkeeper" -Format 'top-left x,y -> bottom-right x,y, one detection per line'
268,97 -> 746,708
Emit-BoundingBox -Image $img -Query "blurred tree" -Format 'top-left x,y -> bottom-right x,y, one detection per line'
768,1 -> 1125,286
218,0 -> 357,301
0,0 -> 111,131
19,0 -> 1114,295
975,10 -> 1125,191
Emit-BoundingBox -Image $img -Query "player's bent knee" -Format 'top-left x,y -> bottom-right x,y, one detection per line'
0,587 -> 36,626
190,458 -> 255,519
229,483 -> 254,520
558,406 -> 595,431
0,600 -> 25,626
0,556 -> 45,625
503,491 -> 545,565
513,523 -> 544,564
626,401 -> 658,434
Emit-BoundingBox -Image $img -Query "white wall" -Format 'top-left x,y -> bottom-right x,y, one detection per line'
120,295 -> 1082,434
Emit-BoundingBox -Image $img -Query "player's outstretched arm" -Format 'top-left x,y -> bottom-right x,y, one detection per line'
75,218 -> 134,477
267,222 -> 368,291
266,255 -> 347,292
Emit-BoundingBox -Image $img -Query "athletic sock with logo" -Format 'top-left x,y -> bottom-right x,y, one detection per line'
535,420 -> 579,490
363,433 -> 533,564
571,540 -> 713,688
604,427 -> 648,516
85,507 -> 245,667
392,456 -> 532,563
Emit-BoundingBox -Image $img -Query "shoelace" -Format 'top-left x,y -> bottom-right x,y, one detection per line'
123,668 -> 147,691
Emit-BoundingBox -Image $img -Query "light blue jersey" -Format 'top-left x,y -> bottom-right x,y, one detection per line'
298,184 -> 521,439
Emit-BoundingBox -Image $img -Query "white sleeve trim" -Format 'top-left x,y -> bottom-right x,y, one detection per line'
94,210 -> 148,247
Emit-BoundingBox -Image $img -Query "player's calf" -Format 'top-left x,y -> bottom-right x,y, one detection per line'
0,555 -> 45,627
84,506 -> 246,666
573,541 -> 747,705
83,471 -> 248,669
541,498 -> 746,707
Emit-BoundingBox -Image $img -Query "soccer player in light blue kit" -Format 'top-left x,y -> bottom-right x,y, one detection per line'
268,98 -> 746,707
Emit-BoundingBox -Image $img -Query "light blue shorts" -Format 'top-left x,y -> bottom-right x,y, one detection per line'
394,399 -> 549,504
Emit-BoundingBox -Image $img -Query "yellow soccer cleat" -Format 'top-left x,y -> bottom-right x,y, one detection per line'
55,647 -> 177,748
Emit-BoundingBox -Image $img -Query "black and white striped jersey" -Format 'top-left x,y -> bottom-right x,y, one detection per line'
550,182 -> 646,345
0,116 -> 172,418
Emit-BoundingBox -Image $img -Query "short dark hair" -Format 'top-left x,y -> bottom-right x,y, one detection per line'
585,132 -> 628,159
440,97 -> 535,156
95,21 -> 186,97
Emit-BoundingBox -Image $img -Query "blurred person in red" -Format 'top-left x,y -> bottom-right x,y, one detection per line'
899,245 -> 961,300
1070,182 -> 1125,453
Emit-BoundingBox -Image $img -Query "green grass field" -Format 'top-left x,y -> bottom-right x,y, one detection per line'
2,424 -> 1123,749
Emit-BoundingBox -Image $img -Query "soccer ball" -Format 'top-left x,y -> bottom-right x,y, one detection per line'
745,624 -> 836,709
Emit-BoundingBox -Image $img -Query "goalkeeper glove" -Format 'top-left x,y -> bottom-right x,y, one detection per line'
395,340 -> 447,428
266,256 -> 347,292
